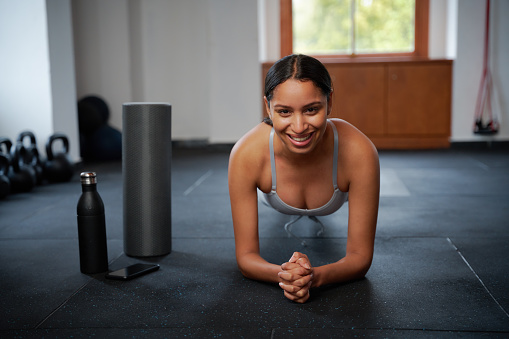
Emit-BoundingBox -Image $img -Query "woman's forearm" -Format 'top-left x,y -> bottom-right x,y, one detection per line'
312,253 -> 372,288
237,252 -> 282,284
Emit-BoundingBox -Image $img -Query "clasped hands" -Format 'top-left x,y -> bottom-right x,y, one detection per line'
278,252 -> 313,303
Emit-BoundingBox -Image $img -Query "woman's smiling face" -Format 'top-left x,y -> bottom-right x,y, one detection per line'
266,78 -> 331,155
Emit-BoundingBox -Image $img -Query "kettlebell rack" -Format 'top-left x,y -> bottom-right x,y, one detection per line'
0,131 -> 76,200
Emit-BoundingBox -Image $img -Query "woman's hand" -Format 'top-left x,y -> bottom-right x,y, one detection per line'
278,252 -> 314,303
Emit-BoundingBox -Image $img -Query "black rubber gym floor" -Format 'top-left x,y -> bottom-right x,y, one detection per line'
1,147 -> 508,338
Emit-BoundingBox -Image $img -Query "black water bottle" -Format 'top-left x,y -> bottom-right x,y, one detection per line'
77,172 -> 108,273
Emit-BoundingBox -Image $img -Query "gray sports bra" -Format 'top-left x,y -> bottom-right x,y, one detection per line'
261,120 -> 348,216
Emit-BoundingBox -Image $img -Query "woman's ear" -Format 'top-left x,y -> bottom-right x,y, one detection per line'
263,96 -> 271,119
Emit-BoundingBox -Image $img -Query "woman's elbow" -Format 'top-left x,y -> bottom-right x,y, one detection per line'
357,264 -> 371,279
236,258 -> 256,280
353,256 -> 373,279
237,263 -> 251,279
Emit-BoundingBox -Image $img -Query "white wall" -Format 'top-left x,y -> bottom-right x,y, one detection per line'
429,0 -> 448,59
47,0 -> 80,158
258,0 -> 280,62
72,0 -> 132,132
73,0 -> 260,143
0,0 -> 79,160
208,0 -> 260,142
445,0 -> 458,59
132,0 -> 211,140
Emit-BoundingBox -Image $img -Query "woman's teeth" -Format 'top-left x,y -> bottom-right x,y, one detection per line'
290,134 -> 312,142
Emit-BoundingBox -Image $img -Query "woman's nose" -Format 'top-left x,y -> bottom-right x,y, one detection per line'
291,115 -> 307,134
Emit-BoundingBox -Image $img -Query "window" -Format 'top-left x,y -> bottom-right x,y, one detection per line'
280,0 -> 429,58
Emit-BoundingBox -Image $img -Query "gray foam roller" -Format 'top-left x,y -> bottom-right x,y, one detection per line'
122,102 -> 172,257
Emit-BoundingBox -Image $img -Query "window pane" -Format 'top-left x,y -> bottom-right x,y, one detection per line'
293,0 -> 352,55
355,0 -> 415,54
292,0 -> 416,56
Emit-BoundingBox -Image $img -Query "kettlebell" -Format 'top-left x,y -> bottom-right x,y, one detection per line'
8,143 -> 37,193
0,153 -> 10,199
17,131 -> 44,185
0,138 -> 14,198
0,137 -> 11,155
44,133 -> 74,183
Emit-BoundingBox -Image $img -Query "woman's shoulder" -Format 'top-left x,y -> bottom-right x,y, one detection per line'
329,118 -> 378,163
229,122 -> 271,167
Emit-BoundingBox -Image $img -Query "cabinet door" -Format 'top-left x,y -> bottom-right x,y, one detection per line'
327,64 -> 385,136
387,64 -> 451,136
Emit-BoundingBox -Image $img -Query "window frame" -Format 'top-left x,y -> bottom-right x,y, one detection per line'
280,0 -> 429,59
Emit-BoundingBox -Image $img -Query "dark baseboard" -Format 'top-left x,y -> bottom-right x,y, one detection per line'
172,140 -> 234,152
171,139 -> 509,152
450,140 -> 509,151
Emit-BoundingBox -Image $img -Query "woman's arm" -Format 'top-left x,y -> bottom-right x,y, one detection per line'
228,130 -> 281,283
312,121 -> 380,288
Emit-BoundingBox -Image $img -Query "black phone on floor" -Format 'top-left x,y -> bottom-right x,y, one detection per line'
105,263 -> 160,280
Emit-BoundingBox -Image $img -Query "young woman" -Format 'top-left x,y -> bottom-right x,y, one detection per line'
228,54 -> 380,303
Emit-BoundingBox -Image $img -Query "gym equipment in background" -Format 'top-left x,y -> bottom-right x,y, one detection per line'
0,153 -> 10,199
474,0 -> 499,135
16,131 -> 44,185
122,102 -> 172,257
0,138 -> 12,199
44,133 -> 75,183
0,137 -> 13,158
78,95 -> 122,162
0,137 -> 12,157
8,143 -> 37,193
78,95 -> 110,135
84,124 -> 122,162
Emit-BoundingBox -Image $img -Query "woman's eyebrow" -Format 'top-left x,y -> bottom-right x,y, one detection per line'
303,101 -> 323,107
273,104 -> 292,109
274,101 -> 323,109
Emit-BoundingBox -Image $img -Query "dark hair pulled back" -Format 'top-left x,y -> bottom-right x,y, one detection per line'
263,54 -> 332,125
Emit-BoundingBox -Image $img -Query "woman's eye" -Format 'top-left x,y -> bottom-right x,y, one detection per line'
306,107 -> 318,114
277,110 -> 291,116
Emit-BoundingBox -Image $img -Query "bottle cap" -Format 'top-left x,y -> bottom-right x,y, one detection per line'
80,172 -> 97,185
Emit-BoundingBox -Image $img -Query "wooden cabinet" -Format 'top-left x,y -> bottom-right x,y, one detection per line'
262,59 -> 452,149
387,64 -> 452,136
327,64 -> 386,136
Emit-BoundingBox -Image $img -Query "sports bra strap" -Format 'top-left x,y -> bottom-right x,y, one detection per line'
331,120 -> 338,189
269,127 -> 276,191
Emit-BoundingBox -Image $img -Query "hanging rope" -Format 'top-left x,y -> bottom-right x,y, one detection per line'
473,0 -> 499,135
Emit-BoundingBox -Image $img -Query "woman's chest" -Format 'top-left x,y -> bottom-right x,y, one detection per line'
260,156 -> 339,210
